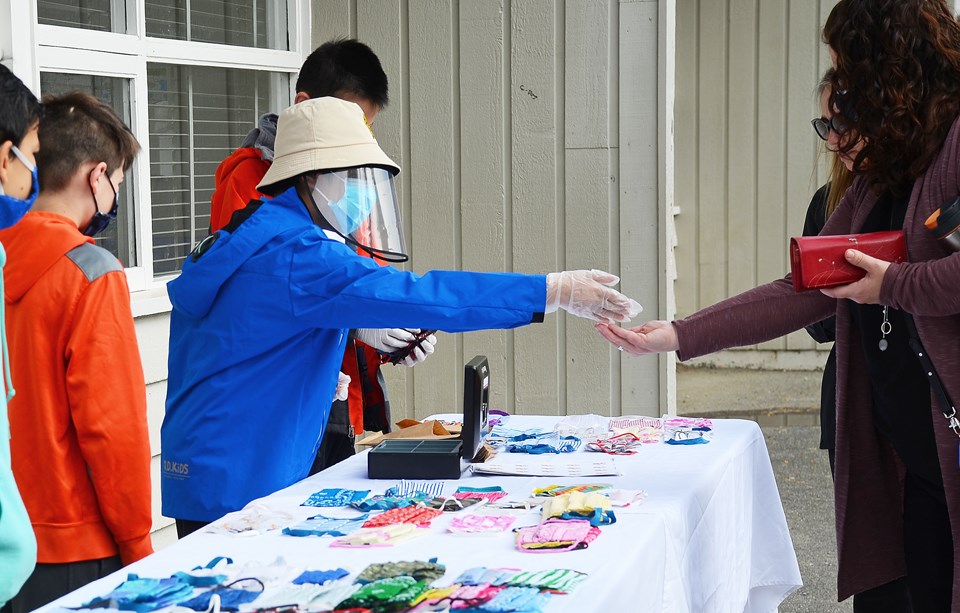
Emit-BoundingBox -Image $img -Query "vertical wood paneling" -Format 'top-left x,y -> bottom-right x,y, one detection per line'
356,0 -> 414,414
674,0 -> 837,361
133,313 -> 169,384
407,0 -> 460,419
135,314 -> 171,532
314,0 -> 353,43
755,0 -> 789,351
564,0 -> 614,415
726,0 -> 757,297
459,0 -> 509,413
816,0 -> 841,192
357,1 -> 403,167
695,0 -> 727,308
674,0 -> 698,319
783,0 -> 820,350
512,0 -> 561,416
565,1 -> 611,150
311,0 -> 664,420
620,0 -> 662,413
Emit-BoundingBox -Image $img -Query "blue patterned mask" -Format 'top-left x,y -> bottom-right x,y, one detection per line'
0,146 -> 38,230
83,172 -> 119,237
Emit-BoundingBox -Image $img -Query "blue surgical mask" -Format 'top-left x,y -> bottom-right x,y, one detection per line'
83,171 -> 119,237
0,145 -> 38,230
330,175 -> 376,234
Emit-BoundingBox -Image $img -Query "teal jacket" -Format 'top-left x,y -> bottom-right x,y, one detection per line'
0,244 -> 36,604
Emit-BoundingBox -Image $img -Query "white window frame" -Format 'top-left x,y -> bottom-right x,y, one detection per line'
1,0 -> 310,315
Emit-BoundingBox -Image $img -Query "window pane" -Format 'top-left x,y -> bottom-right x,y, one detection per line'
147,64 -> 284,277
145,0 -> 287,50
37,0 -> 125,34
38,72 -> 138,268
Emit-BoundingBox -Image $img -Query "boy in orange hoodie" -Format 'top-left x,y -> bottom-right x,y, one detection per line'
0,92 -> 152,612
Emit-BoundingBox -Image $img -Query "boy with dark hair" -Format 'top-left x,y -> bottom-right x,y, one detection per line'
0,63 -> 40,608
204,39 -> 427,499
0,92 -> 153,612
296,37 -> 389,111
210,38 -> 390,231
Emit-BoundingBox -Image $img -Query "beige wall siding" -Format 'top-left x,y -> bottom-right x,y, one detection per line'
314,0 -> 668,419
675,0 -> 836,365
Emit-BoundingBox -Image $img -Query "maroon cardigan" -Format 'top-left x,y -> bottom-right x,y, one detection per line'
674,117 -> 960,605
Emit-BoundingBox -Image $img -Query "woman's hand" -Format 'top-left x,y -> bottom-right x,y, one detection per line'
594,320 -> 679,355
819,249 -> 889,304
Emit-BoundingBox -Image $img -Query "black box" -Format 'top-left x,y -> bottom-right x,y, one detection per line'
367,439 -> 465,479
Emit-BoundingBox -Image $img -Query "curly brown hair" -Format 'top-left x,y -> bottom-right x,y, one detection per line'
823,0 -> 960,196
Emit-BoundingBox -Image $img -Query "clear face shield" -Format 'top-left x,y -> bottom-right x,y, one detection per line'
308,166 -> 408,263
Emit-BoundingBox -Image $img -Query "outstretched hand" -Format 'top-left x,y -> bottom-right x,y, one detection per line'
819,249 -> 889,304
594,320 -> 679,356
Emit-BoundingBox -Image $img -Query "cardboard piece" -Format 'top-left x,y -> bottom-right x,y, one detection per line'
357,419 -> 460,447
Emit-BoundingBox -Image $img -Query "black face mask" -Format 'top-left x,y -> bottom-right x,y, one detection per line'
83,173 -> 118,237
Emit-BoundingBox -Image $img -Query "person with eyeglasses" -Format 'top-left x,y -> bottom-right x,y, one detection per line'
805,69 -> 911,613
597,1 -> 960,609
0,64 -> 39,609
0,92 -> 153,613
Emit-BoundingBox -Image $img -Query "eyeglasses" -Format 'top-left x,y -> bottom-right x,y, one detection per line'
811,115 -> 847,141
10,146 -> 35,173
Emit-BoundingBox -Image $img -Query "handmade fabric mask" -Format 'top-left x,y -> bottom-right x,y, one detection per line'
453,486 -> 507,503
336,576 -> 429,611
292,568 -> 350,585
362,506 -> 442,528
515,519 -> 600,553
455,567 -> 522,587
331,523 -> 424,548
356,559 -> 446,584
0,146 -> 37,231
301,488 -> 371,507
482,586 -> 552,613
176,581 -> 263,611
541,492 -> 615,526
172,556 -> 232,587
507,569 -> 589,594
83,574 -> 193,613
448,514 -> 517,536
282,513 -> 369,537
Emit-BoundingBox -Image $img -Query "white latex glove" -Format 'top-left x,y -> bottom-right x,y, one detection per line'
334,371 -> 351,402
545,269 -> 643,323
355,328 -> 418,352
398,333 -> 437,367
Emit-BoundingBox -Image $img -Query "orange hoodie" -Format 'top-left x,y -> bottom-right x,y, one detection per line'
0,212 -> 153,565
209,147 -> 270,234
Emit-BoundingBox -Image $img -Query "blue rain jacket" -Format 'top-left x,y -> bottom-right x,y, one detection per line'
162,188 -> 545,522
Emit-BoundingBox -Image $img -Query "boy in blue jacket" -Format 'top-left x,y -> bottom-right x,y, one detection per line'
162,97 -> 642,536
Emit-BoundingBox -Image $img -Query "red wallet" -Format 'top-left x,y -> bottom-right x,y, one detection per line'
789,230 -> 906,292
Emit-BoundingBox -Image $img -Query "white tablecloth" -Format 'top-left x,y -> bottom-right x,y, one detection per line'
42,417 -> 801,613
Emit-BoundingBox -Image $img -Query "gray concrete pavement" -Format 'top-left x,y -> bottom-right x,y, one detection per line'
677,365 -> 852,612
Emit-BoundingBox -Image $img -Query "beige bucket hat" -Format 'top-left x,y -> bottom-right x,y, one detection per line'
258,97 -> 399,191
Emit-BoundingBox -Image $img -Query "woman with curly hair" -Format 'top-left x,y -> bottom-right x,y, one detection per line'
597,0 -> 960,609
